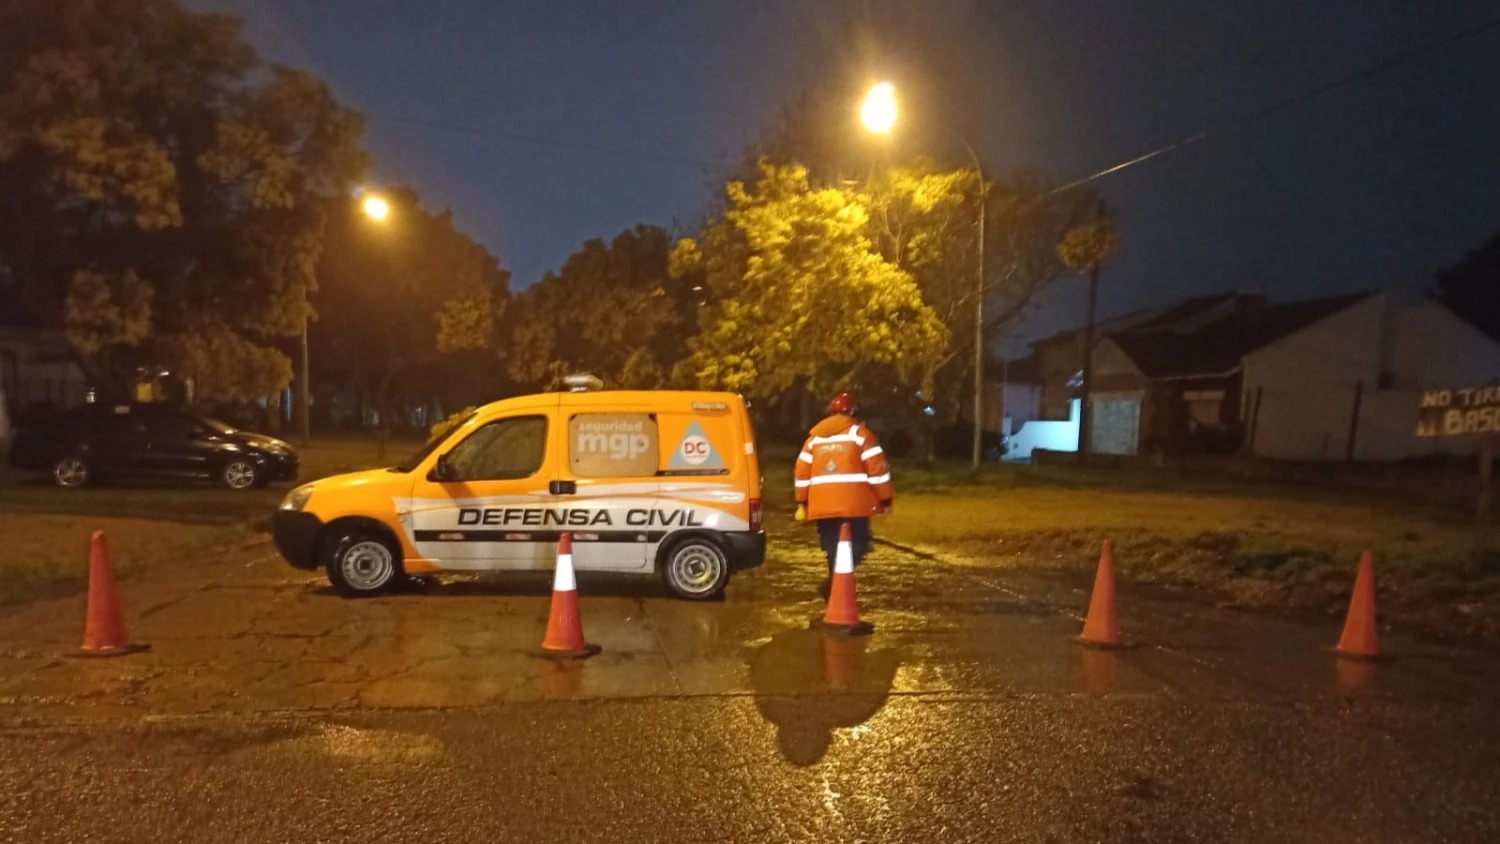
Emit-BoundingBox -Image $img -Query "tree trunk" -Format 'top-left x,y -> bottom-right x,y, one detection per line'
264,391 -> 282,434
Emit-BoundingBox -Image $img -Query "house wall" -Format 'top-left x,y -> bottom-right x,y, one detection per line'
1034,335 -> 1086,420
1000,381 -> 1041,436
1244,295 -> 1500,460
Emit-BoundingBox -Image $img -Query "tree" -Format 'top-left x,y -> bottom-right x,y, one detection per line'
0,0 -> 367,403
314,189 -> 509,446
672,160 -> 948,403
1434,231 -> 1500,341
504,225 -> 695,391
865,161 -> 1108,439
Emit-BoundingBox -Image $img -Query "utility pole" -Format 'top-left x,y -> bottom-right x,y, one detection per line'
298,311 -> 311,448
1077,198 -> 1107,461
971,169 -> 987,470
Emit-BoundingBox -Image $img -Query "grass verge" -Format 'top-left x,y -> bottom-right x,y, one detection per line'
764,453 -> 1500,641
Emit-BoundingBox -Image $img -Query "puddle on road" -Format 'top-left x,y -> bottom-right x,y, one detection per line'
313,724 -> 445,764
748,629 -> 901,767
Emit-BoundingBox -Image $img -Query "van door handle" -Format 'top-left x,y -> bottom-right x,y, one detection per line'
549,480 -> 577,495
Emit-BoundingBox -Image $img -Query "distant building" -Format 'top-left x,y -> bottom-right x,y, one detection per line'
0,328 -> 94,429
1012,290 -> 1500,462
1242,292 -> 1500,461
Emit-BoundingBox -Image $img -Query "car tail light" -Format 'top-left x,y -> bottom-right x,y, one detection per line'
748,498 -> 762,532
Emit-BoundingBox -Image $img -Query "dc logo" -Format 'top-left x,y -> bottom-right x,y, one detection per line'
680,435 -> 711,465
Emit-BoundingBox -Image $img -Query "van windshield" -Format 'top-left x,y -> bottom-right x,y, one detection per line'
392,411 -> 477,473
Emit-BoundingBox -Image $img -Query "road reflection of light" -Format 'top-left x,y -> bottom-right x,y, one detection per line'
1080,647 -> 1118,694
820,775 -> 844,820
539,659 -> 584,700
1335,657 -> 1377,696
315,724 -> 444,764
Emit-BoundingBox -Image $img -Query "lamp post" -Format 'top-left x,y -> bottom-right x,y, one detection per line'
298,191 -> 391,447
860,82 -> 987,470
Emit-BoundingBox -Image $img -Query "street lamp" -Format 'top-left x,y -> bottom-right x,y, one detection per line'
362,194 -> 390,222
860,82 -> 897,134
859,82 -> 987,469
298,191 -> 392,448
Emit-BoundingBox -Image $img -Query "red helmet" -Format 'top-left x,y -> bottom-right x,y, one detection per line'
827,392 -> 859,416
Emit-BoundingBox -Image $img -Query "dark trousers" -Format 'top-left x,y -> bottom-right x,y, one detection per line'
817,518 -> 871,572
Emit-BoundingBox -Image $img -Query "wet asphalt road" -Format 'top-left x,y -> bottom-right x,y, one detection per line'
1,520 -> 1499,842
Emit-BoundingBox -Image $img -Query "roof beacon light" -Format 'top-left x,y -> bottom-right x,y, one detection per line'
564,374 -> 604,393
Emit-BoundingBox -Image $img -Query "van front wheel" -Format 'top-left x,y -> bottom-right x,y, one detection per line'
661,536 -> 730,600
326,531 -> 403,598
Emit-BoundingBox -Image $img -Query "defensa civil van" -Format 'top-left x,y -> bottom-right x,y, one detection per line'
271,383 -> 764,599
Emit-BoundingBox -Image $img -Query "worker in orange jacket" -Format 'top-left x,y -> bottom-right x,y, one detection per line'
794,392 -> 894,574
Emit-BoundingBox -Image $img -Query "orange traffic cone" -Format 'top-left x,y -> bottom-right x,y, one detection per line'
812,522 -> 874,636
1335,551 -> 1381,660
539,533 -> 600,658
1073,540 -> 1127,649
77,531 -> 148,657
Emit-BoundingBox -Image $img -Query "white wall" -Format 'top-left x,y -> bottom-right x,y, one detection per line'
1008,399 -> 1080,460
1245,295 -> 1500,461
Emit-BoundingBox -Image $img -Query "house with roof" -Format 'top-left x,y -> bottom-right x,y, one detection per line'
0,327 -> 95,436
1006,290 -> 1500,461
1241,292 -> 1500,461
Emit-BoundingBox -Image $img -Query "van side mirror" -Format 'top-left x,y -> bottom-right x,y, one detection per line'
431,453 -> 456,482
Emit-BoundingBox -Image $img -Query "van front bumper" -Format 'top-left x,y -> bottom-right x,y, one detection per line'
273,510 -> 324,570
724,530 -> 766,572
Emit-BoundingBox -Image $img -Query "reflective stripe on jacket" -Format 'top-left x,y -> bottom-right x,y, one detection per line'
793,414 -> 894,520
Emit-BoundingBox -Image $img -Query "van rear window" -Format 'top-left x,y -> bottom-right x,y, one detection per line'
569,413 -> 659,477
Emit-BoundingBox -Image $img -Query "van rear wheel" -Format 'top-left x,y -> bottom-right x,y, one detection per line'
661,536 -> 730,600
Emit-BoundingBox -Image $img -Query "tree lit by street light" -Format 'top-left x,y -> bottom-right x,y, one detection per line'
362,194 -> 390,221
860,82 -> 897,134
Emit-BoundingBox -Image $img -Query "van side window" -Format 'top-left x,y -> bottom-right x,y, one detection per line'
445,416 -> 547,481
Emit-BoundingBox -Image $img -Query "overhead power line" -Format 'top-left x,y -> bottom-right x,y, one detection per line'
1051,14 -> 1500,194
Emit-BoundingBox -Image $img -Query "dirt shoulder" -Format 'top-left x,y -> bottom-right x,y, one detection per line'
0,514 -> 252,607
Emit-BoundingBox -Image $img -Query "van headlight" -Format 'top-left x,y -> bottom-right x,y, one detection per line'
280,484 -> 315,511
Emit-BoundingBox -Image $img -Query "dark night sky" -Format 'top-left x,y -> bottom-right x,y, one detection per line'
187,0 -> 1500,353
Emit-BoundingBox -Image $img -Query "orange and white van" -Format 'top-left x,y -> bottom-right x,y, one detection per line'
271,384 -> 764,600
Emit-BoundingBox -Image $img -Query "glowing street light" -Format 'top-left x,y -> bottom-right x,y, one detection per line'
860,81 -> 898,134
297,190 -> 393,448
362,194 -> 391,222
858,80 -> 988,469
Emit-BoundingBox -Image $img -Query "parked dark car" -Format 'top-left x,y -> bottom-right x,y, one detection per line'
7,403 -> 298,490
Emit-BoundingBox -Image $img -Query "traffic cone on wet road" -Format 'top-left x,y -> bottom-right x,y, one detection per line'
76,531 -> 148,657
1335,551 -> 1381,661
1073,540 -> 1126,649
539,533 -> 600,659
812,522 -> 874,636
